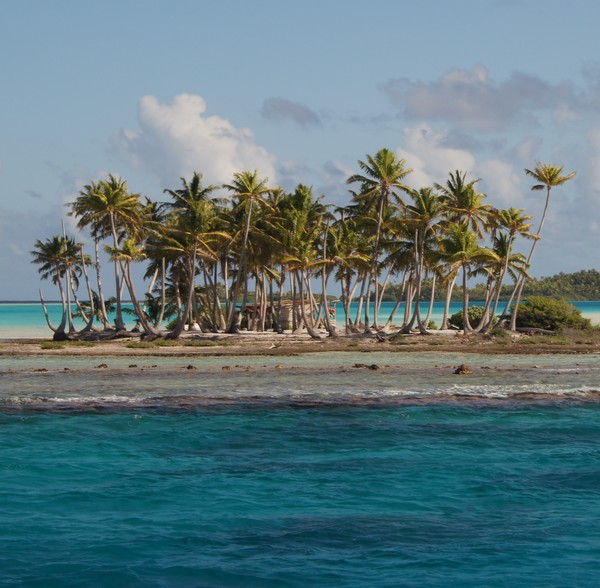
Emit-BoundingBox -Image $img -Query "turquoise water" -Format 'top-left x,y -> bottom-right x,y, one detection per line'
2,352 -> 600,585
2,404 -> 600,586
2,300 -> 600,338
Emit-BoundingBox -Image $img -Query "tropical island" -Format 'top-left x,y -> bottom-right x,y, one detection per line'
27,148 -> 596,353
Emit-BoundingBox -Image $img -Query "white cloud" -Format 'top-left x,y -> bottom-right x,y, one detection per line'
114,94 -> 277,188
396,123 -> 476,188
478,159 -> 524,208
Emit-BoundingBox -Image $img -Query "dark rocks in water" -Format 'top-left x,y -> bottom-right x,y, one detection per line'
33,368 -> 48,372
454,364 -> 472,375
185,364 -> 197,370
96,363 -> 108,369
128,364 -> 138,368
353,363 -> 380,370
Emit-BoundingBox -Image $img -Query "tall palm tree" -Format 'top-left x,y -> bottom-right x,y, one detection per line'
509,162 -> 576,329
69,175 -> 143,330
223,170 -> 271,332
402,186 -> 445,333
160,173 -> 228,337
347,148 -> 412,331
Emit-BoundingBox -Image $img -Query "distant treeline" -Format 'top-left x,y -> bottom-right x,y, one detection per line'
382,269 -> 600,302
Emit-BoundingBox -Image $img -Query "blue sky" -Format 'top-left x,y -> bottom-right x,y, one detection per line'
1,0 -> 598,299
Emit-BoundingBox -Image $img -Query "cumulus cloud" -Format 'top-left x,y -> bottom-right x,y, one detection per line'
392,123 -> 531,210
478,159 -> 524,208
396,123 -> 477,188
381,65 -> 580,132
114,94 -> 277,188
261,97 -> 321,127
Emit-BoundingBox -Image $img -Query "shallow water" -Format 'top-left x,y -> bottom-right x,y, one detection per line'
1,351 -> 600,410
3,300 -> 600,338
2,352 -> 600,586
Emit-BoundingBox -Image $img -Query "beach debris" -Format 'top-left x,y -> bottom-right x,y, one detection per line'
33,368 -> 48,372
453,364 -> 472,375
128,364 -> 138,368
185,364 -> 197,370
222,366 -> 231,370
96,363 -> 108,369
274,364 -> 283,369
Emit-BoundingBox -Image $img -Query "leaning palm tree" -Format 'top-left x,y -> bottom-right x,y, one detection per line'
347,148 -> 412,331
509,162 -> 576,329
31,234 -> 84,338
439,223 -> 495,332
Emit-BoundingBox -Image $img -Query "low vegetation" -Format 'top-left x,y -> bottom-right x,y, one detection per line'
515,296 -> 591,331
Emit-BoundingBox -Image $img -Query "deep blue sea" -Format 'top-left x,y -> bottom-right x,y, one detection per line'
2,303 -> 600,586
3,402 -> 600,587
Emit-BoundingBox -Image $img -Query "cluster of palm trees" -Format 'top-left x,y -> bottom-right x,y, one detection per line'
31,149 -> 576,339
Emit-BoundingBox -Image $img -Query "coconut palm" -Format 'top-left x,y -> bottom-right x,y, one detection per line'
69,175 -> 144,330
435,170 -> 492,237
509,163 -> 576,329
160,174 -> 229,337
402,187 -> 445,333
347,148 -> 412,331
223,170 -> 271,332
439,223 -> 495,332
31,234 -> 84,337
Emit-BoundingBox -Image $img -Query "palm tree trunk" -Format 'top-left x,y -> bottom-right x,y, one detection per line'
296,270 -> 322,339
109,215 -> 126,330
510,187 -> 550,330
93,237 -> 110,329
440,275 -> 457,330
384,272 -> 408,329
39,289 -> 61,334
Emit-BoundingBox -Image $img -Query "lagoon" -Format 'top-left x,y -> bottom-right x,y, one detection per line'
2,300 -> 600,339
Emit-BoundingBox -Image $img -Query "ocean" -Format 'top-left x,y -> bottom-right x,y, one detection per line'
2,307 -> 600,586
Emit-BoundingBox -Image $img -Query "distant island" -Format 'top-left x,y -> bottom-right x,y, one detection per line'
383,269 -> 600,303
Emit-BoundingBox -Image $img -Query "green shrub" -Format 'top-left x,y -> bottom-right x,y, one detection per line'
449,306 -> 486,329
515,296 -> 591,331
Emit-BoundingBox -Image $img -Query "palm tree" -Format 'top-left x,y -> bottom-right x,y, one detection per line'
223,170 -> 271,332
402,187 -> 445,333
31,234 -> 84,338
347,148 -> 412,331
160,173 -> 229,337
435,170 -> 492,237
439,223 -> 495,332
328,214 -> 371,333
69,175 -> 143,330
509,163 -> 576,329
